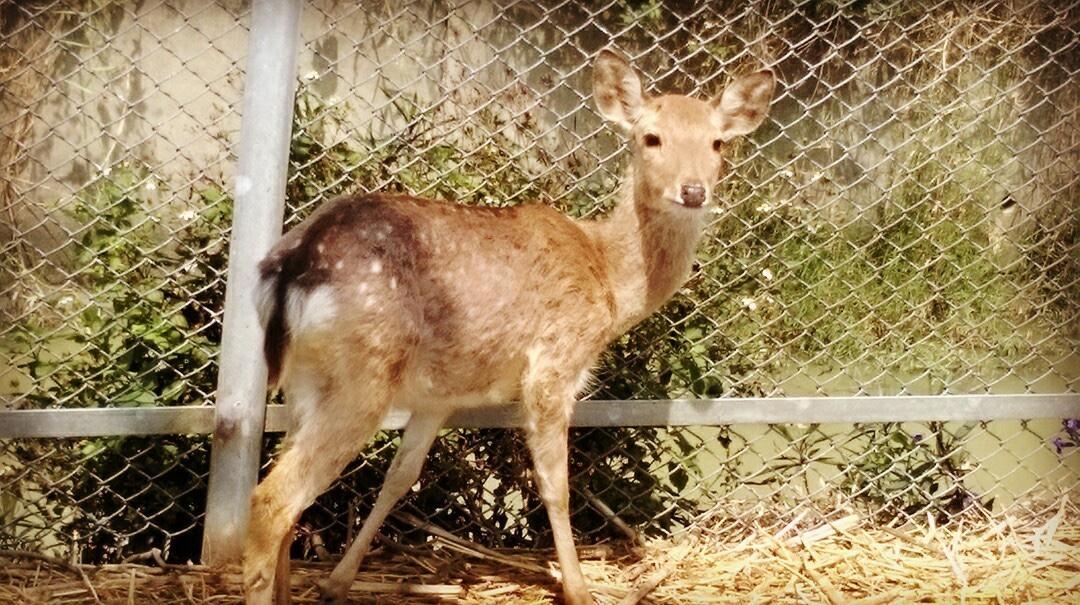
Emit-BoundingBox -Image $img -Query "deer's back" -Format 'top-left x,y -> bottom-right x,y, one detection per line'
262,193 -> 615,407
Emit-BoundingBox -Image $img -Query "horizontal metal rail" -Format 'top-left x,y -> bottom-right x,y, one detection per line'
2,394 -> 1077,439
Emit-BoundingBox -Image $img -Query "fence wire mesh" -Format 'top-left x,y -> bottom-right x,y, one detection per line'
1,0 -> 1077,566
1,0 -> 247,563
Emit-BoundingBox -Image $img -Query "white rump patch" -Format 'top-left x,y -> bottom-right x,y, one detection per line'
253,274 -> 277,329
286,285 -> 338,334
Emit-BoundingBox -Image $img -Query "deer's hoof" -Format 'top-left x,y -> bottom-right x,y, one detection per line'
316,578 -> 348,605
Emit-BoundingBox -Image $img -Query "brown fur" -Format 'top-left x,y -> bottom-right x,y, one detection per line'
243,51 -> 776,605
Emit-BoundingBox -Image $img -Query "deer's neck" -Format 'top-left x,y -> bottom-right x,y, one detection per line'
582,170 -> 708,335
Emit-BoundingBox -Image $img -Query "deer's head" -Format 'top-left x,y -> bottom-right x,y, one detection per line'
594,50 -> 776,211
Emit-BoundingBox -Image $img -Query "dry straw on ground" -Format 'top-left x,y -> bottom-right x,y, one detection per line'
2,500 -> 1077,604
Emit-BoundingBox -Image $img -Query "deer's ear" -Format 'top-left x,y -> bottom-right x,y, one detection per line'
594,50 -> 645,130
712,69 -> 776,141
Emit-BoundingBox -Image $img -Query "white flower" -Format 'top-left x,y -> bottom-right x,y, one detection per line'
755,201 -> 774,213
179,209 -> 198,221
741,296 -> 757,311
303,70 -> 319,81
762,268 -> 774,281
58,295 -> 74,307
145,180 -> 157,191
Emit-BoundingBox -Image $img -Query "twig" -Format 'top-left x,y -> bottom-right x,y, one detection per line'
346,580 -> 463,596
120,547 -> 168,568
766,537 -> 847,605
773,509 -> 810,542
180,575 -> 198,605
499,543 -> 618,560
393,511 -> 550,574
618,565 -> 674,605
584,487 -> 642,545
880,527 -> 937,556
786,514 -> 861,548
126,567 -> 463,597
939,542 -> 968,587
0,549 -> 83,576
1031,497 -> 1067,554
473,583 -> 522,598
375,533 -> 429,557
436,537 -> 551,575
848,588 -> 903,605
307,527 -> 333,562
801,563 -> 847,605
0,549 -> 101,604
392,511 -> 501,558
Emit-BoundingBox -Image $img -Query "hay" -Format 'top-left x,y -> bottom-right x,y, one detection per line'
2,501 -> 1077,604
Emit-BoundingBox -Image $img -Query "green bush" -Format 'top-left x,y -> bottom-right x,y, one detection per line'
15,166 -> 228,409
3,166 -> 229,561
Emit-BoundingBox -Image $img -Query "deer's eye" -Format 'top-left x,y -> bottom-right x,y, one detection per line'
712,139 -> 724,152
643,134 -> 661,147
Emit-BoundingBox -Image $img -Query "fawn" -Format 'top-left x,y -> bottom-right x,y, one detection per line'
243,50 -> 775,605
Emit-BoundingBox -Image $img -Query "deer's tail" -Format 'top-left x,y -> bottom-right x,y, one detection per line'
255,252 -> 291,389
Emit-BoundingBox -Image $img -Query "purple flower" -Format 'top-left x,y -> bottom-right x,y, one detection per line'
1064,418 -> 1080,435
1051,436 -> 1073,455
912,433 -> 923,443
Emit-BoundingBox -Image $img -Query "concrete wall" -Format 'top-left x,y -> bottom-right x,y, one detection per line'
3,0 -> 1075,272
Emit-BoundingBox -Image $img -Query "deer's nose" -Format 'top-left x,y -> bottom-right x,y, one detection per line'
680,183 -> 706,208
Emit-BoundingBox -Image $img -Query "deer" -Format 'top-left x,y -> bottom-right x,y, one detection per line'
242,49 -> 776,605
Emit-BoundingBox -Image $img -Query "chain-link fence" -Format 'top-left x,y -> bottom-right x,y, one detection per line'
1,0 -> 247,563
1,0 -> 1077,570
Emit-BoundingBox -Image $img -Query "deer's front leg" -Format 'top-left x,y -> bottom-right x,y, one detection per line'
522,376 -> 593,605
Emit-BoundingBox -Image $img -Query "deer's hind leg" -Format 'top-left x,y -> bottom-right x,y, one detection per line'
243,352 -> 403,605
318,409 -> 448,604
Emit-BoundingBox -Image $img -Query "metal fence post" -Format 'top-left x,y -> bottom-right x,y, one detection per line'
201,0 -> 302,566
